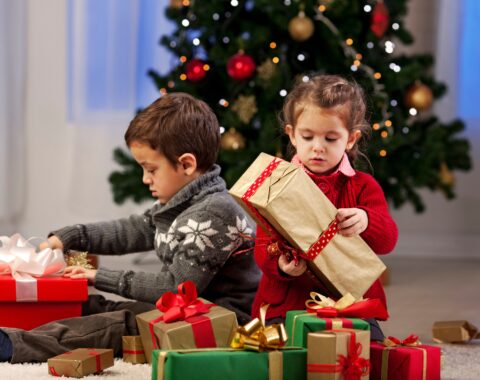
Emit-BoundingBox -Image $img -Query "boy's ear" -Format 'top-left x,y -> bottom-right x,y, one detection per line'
177,153 -> 198,175
285,124 -> 296,147
347,130 -> 361,151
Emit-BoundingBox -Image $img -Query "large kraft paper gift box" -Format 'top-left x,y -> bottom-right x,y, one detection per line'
370,339 -> 441,380
0,275 -> 88,330
229,153 -> 386,300
307,329 -> 370,380
152,348 -> 307,380
47,348 -> 114,378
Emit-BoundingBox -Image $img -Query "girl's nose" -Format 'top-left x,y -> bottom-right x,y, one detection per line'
313,140 -> 325,153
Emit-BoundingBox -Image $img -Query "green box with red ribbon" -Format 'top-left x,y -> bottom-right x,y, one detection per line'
136,281 -> 238,363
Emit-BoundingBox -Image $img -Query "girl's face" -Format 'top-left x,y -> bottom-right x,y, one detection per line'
285,104 -> 360,175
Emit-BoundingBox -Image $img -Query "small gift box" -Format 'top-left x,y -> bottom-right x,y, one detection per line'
307,329 -> 370,380
229,153 -> 386,300
47,348 -> 114,378
136,281 -> 238,363
370,336 -> 441,380
0,234 -> 88,330
432,320 -> 479,343
122,335 -> 146,364
152,348 -> 307,380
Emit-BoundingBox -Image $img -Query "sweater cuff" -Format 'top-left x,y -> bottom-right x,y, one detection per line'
94,267 -> 123,295
50,224 -> 86,252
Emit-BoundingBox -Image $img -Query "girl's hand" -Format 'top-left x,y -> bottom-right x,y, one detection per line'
278,254 -> 307,277
336,208 -> 368,236
38,235 -> 64,251
63,266 -> 97,285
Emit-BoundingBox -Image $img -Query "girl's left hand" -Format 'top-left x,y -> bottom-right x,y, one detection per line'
336,208 -> 368,237
63,265 -> 97,285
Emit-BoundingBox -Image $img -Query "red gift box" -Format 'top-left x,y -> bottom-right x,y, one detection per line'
370,340 -> 441,380
0,275 -> 88,330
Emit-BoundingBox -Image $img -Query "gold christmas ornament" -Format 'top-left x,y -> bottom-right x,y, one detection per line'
232,95 -> 258,124
405,82 -> 433,111
257,59 -> 276,81
439,162 -> 455,186
220,128 -> 246,151
288,11 -> 315,41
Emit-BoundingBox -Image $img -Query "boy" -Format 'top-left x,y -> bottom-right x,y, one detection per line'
0,92 -> 260,363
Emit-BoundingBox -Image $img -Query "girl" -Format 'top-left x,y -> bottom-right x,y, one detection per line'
251,74 -> 398,340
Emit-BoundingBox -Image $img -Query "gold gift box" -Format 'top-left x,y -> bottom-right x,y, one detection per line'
432,320 -> 479,343
122,335 -> 147,364
136,301 -> 238,364
229,153 -> 386,299
47,348 -> 114,378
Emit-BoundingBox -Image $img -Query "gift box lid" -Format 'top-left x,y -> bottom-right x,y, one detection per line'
0,275 -> 88,301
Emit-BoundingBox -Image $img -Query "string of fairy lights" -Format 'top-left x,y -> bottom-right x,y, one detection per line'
160,0 -> 434,159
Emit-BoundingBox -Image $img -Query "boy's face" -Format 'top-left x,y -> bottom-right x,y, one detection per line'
130,141 -> 192,204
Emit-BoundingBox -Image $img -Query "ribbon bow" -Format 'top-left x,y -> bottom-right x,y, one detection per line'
266,240 -> 305,265
305,292 -> 389,320
230,304 -> 288,351
383,334 -> 421,347
337,332 -> 371,380
0,233 -> 66,280
155,281 -> 213,323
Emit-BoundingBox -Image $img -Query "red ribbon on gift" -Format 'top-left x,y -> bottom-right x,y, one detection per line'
384,334 -> 420,347
308,329 -> 370,380
148,281 -> 216,349
87,349 -> 102,373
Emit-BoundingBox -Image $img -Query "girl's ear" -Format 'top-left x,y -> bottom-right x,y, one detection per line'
347,130 -> 361,151
177,153 -> 198,175
285,124 -> 296,147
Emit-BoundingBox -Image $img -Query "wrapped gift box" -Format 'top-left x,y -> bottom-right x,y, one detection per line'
432,320 -> 479,343
307,329 -> 370,380
136,301 -> 238,364
122,335 -> 146,364
0,275 -> 88,330
286,310 -> 370,348
47,348 -> 114,378
370,341 -> 441,380
152,348 -> 307,380
229,153 -> 386,300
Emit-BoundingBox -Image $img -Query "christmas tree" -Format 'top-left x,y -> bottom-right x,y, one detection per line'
109,0 -> 471,212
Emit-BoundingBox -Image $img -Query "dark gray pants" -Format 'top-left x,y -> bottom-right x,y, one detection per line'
3,295 -> 155,363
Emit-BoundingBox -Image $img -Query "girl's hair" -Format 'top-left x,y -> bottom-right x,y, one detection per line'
281,74 -> 370,165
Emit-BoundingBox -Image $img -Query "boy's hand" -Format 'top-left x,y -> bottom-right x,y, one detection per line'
336,208 -> 368,237
278,254 -> 307,277
63,266 -> 97,285
38,235 -> 64,251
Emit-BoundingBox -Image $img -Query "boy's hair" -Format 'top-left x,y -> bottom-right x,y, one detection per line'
281,74 -> 370,165
125,92 -> 220,172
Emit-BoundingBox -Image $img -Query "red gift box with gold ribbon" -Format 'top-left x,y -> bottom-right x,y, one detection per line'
370,336 -> 441,380
136,281 -> 238,363
0,275 -> 88,330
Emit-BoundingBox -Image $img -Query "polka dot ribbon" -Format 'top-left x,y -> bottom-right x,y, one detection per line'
304,219 -> 339,260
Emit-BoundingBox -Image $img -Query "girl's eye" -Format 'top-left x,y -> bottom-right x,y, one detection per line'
326,137 -> 338,142
301,135 -> 313,141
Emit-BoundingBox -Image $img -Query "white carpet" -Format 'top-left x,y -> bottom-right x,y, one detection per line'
0,343 -> 478,379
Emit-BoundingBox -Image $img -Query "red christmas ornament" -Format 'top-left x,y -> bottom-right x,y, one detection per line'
227,53 -> 256,81
370,2 -> 390,38
185,59 -> 207,82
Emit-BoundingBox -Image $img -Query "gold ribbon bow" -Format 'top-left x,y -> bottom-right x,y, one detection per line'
305,292 -> 357,311
231,304 -> 288,351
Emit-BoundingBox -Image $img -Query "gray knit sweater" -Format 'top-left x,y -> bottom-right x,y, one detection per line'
52,165 -> 260,323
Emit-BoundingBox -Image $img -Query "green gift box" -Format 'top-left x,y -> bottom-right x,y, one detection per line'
152,348 -> 307,380
285,310 -> 370,348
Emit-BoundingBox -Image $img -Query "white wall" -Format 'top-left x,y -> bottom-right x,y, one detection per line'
4,0 -> 480,258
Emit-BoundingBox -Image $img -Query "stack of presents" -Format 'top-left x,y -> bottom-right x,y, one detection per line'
4,153 -> 470,379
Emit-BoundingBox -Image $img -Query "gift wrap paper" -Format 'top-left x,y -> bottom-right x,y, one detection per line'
122,335 -> 147,364
47,348 -> 114,378
136,301 -> 238,363
229,153 -> 386,299
432,320 -> 479,343
152,348 -> 307,380
370,341 -> 441,380
285,310 -> 370,348
307,329 -> 370,380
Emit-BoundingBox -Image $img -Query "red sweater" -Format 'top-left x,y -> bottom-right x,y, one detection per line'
251,163 -> 398,321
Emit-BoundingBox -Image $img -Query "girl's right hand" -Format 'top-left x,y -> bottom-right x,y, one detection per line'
38,235 -> 64,251
278,254 -> 307,277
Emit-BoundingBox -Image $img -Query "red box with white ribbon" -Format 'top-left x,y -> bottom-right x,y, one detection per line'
0,275 -> 88,330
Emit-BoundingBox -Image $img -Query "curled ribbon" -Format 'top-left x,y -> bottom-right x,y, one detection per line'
337,331 -> 371,380
305,292 -> 389,320
230,304 -> 288,351
383,334 -> 421,347
155,280 -> 213,323
0,233 -> 66,279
